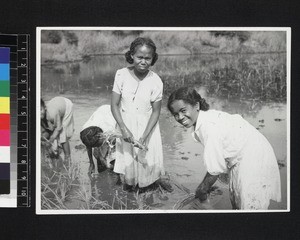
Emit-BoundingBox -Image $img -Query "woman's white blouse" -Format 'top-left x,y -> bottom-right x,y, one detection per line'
192,110 -> 253,175
112,68 -> 163,114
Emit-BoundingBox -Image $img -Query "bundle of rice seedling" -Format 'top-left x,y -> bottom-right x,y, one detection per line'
173,186 -> 223,210
100,131 -> 148,151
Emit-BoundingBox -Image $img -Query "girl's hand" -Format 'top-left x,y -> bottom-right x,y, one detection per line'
121,127 -> 134,143
48,136 -> 55,144
134,137 -> 148,151
138,137 -> 147,146
41,140 -> 51,148
41,137 -> 53,149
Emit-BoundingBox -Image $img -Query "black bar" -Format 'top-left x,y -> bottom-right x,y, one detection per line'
0,163 -> 10,179
17,163 -> 27,180
16,34 -> 30,207
17,148 -> 27,164
18,100 -> 27,115
17,51 -> 27,67
0,34 -> 17,45
17,84 -> 27,99
0,180 -> 10,194
17,67 -> 27,83
10,76 -> 17,85
17,181 -> 27,206
17,35 -> 27,51
17,132 -> 27,146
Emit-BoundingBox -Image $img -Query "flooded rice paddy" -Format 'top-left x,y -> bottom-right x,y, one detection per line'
40,53 -> 287,211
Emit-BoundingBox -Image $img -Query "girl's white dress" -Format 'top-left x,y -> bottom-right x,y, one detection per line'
112,67 -> 165,187
192,110 -> 281,210
46,97 -> 74,144
82,105 -> 116,133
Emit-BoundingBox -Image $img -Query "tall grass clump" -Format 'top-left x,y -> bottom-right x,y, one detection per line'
41,157 -> 80,209
158,53 -> 286,102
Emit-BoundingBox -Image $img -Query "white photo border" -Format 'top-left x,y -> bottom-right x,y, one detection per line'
36,27 -> 291,215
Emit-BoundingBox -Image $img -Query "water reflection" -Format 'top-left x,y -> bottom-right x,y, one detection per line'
42,53 -> 286,102
88,170 -> 139,210
41,53 -> 287,210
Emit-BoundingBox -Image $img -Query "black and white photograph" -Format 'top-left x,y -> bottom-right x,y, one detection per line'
36,27 -> 290,214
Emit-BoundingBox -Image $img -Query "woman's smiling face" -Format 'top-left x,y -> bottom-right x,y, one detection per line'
170,100 -> 199,128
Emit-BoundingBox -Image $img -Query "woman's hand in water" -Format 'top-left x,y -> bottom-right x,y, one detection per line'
195,172 -> 218,202
120,127 -> 134,143
195,186 -> 208,202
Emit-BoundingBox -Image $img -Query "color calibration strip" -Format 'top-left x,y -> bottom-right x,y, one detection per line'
0,34 -> 30,207
16,35 -> 30,207
0,47 -> 10,196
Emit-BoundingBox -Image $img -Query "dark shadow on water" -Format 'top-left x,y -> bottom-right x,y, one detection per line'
89,169 -> 139,210
88,169 -> 171,210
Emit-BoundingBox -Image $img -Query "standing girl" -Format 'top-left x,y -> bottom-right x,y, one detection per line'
167,87 -> 281,210
111,37 -> 172,191
41,97 -> 74,164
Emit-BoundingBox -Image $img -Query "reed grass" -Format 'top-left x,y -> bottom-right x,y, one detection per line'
41,151 -> 154,210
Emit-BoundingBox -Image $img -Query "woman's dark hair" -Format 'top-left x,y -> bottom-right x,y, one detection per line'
125,37 -> 158,66
41,99 -> 46,108
167,87 -> 210,112
41,99 -> 48,128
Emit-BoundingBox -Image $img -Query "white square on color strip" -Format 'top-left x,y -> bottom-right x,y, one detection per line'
0,146 -> 10,163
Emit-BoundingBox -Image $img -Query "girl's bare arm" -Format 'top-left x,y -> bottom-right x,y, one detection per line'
140,100 -> 161,144
111,92 -> 133,142
49,113 -> 62,142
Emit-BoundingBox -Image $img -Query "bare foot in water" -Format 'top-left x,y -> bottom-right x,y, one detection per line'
156,178 -> 173,192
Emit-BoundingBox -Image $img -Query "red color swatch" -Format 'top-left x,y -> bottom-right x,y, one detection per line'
0,114 -> 10,129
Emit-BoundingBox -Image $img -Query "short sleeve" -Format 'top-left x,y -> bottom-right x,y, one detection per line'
150,75 -> 163,102
202,126 -> 227,175
112,70 -> 123,94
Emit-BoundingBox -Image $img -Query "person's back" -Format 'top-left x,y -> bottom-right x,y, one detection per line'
42,96 -> 74,165
46,97 -> 67,123
82,105 -> 116,133
200,110 -> 253,158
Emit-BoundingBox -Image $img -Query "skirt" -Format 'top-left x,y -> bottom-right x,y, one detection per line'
59,98 -> 74,143
229,128 -> 281,210
113,111 -> 165,188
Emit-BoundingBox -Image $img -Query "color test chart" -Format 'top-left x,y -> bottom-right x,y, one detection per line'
0,34 -> 30,207
0,48 -> 10,198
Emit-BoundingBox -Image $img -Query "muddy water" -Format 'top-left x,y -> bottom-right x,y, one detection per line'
41,54 -> 287,210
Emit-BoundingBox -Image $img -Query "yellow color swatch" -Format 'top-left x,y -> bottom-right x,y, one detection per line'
0,97 -> 9,113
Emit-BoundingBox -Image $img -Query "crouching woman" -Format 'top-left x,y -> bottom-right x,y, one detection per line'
167,87 -> 281,210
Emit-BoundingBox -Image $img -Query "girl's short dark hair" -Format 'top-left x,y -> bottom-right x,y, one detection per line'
167,87 -> 210,112
125,37 -> 158,66
41,98 -> 49,127
41,99 -> 45,108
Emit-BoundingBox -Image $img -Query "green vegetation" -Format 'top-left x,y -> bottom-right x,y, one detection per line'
41,30 -> 286,64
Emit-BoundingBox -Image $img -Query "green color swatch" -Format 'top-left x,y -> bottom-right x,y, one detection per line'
0,81 -> 9,97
